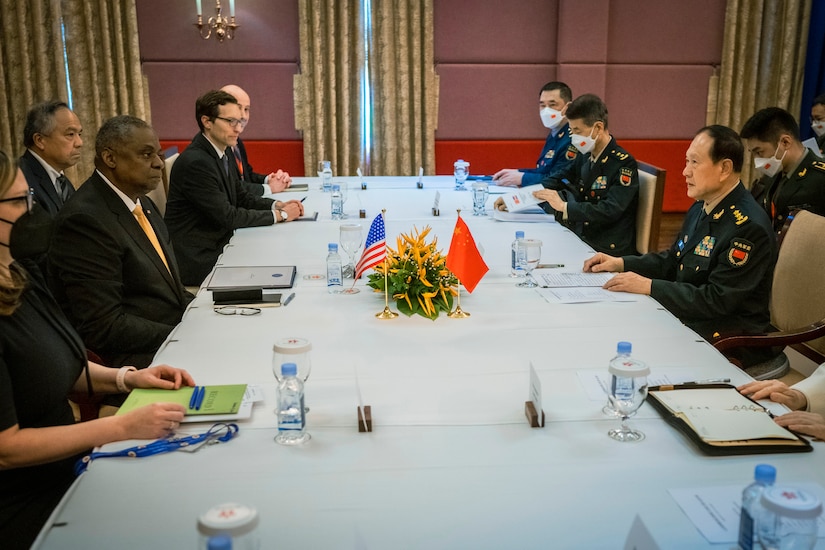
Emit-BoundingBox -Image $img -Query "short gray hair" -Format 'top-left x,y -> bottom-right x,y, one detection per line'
95,115 -> 151,157
23,100 -> 70,148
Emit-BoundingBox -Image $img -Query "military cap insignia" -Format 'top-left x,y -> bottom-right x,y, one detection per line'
727,239 -> 753,267
620,167 -> 633,186
591,176 -> 608,190
566,146 -> 578,160
545,149 -> 555,159
732,209 -> 749,225
693,236 -> 716,257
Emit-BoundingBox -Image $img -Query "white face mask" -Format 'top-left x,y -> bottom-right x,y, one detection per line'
540,107 -> 563,129
812,120 -> 825,137
571,126 -> 598,154
754,146 -> 786,177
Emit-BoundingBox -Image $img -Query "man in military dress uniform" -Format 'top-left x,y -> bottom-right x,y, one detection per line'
532,93 -> 639,256
583,125 -> 778,370
740,107 -> 825,233
493,81 -> 576,187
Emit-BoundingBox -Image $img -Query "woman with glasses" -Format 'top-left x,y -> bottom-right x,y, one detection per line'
0,150 -> 196,549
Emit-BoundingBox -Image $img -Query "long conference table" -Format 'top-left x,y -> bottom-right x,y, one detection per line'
36,177 -> 824,549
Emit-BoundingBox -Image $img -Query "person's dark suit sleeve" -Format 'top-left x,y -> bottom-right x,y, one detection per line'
174,152 -> 274,228
49,211 -> 175,355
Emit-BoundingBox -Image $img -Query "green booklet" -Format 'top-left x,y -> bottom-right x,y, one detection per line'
116,385 -> 247,416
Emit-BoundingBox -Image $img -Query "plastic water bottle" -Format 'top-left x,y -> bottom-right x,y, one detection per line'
330,184 -> 343,220
275,362 -> 310,445
738,463 -> 776,550
321,161 -> 333,192
510,230 -> 526,277
326,243 -> 343,293
197,503 -> 259,549
603,341 -> 639,415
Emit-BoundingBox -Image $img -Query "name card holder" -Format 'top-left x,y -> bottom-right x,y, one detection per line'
357,405 -> 373,432
524,401 -> 545,428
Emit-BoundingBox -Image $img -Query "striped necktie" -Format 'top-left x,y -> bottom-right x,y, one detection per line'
232,147 -> 244,180
57,174 -> 74,202
133,204 -> 171,273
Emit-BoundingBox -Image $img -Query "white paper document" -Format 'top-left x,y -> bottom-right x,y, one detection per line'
533,270 -> 614,287
536,287 -> 636,304
491,209 -> 554,223
668,483 -> 825,544
500,184 -> 545,212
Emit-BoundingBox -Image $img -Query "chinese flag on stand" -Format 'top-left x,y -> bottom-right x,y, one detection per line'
446,215 -> 489,293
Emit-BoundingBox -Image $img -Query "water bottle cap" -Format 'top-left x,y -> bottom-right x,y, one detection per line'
273,337 -> 312,354
207,535 -> 233,550
617,341 -> 632,354
608,359 -> 649,378
197,503 -> 259,536
515,231 -> 525,239
754,463 -> 777,483
281,362 -> 298,376
760,486 -> 822,519
328,243 -> 338,251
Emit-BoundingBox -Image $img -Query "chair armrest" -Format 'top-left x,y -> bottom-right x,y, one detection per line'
713,320 -> 825,351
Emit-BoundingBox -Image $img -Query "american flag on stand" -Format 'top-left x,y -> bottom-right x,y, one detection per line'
354,213 -> 386,280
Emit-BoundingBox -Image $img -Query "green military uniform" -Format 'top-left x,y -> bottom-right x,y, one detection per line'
756,149 -> 825,232
540,136 -> 639,256
623,182 -> 777,365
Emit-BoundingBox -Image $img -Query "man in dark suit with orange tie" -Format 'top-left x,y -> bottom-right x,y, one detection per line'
49,115 -> 193,371
19,100 -> 83,216
165,90 -> 303,286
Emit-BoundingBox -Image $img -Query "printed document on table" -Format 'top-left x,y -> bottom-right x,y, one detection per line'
536,287 -> 636,304
491,208 -> 554,223
500,184 -> 545,212
668,483 -> 825,544
533,270 -> 613,287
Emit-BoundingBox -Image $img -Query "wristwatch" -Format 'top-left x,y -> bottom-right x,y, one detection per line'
278,209 -> 289,222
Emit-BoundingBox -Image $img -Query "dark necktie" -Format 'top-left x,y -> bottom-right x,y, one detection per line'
57,174 -> 74,202
222,154 -> 230,177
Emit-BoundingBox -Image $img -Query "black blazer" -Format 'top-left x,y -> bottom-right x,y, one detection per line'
48,171 -> 193,369
235,138 -> 267,196
165,133 -> 275,285
19,149 -> 71,217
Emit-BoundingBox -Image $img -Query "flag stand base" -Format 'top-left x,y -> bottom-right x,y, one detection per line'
448,304 -> 470,318
375,306 -> 398,319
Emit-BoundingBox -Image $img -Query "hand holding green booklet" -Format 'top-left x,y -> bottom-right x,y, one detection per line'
116,385 -> 247,416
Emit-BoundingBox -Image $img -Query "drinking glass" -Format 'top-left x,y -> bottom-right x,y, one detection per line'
607,363 -> 650,442
516,239 -> 542,287
337,181 -> 349,218
339,223 -> 362,294
472,181 -> 489,215
454,159 -> 469,190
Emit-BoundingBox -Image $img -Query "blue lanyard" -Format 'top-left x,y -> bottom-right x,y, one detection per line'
75,423 -> 239,475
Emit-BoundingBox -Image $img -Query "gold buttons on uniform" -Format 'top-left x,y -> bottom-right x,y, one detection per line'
676,251 -> 681,257
680,264 -> 684,271
609,244 -> 615,249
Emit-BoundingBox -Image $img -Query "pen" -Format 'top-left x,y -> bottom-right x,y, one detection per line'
684,378 -> 731,385
195,386 -> 206,411
300,197 -> 307,202
283,292 -> 296,306
188,386 -> 200,410
538,263 -> 565,268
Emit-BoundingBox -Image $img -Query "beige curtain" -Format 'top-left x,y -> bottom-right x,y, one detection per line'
0,0 -> 68,158
369,0 -> 438,176
710,0 -> 811,186
61,0 -> 151,183
294,0 -> 365,177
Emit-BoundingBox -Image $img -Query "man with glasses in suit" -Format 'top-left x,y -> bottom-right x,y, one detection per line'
164,90 -> 304,286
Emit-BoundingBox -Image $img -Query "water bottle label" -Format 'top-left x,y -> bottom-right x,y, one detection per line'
327,266 -> 342,286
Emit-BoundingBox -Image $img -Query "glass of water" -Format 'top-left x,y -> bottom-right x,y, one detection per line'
454,159 -> 469,190
607,362 -> 650,442
516,239 -> 542,287
472,181 -> 489,215
339,223 -> 363,280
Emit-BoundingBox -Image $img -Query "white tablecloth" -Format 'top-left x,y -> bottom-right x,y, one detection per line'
35,177 -> 824,549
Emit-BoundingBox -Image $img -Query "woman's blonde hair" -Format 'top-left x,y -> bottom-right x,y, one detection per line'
0,149 -> 27,316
